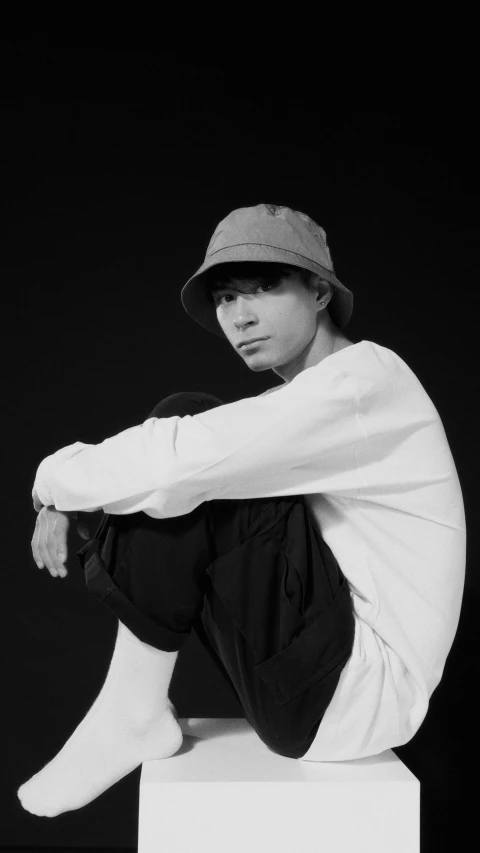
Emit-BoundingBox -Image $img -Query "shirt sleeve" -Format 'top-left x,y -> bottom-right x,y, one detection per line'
33,364 -> 365,517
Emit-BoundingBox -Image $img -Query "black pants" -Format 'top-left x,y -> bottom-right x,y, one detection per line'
76,392 -> 355,760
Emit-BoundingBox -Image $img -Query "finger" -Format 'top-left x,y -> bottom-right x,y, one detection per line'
46,509 -> 69,576
38,508 -> 66,578
37,509 -> 58,577
52,510 -> 69,574
31,514 -> 45,569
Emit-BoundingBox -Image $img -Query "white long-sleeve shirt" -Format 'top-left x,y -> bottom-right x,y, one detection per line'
33,340 -> 466,761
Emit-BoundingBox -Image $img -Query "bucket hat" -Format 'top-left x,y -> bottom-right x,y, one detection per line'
180,203 -> 353,337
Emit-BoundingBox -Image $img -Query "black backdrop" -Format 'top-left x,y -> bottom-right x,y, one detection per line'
1,30 -> 478,853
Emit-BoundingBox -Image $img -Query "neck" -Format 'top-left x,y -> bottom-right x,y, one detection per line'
273,324 -> 354,383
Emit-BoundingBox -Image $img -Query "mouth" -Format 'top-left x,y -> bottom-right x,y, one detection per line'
237,337 -> 269,349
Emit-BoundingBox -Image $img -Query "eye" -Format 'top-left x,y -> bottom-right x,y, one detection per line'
214,283 -> 274,306
215,292 -> 235,305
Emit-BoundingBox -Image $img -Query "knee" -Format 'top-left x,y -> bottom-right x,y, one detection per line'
147,391 -> 224,420
255,725 -> 306,758
254,725 -> 310,760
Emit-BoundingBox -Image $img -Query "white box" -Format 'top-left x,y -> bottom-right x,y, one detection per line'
139,718 -> 420,853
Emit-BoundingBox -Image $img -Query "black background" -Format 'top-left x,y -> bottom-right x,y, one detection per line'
1,26 -> 478,853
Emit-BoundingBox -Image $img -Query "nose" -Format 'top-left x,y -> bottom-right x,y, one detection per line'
233,294 -> 258,330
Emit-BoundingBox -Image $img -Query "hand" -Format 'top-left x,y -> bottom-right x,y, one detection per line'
31,507 -> 92,579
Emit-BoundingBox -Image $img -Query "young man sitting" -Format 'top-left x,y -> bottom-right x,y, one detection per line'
19,203 -> 466,817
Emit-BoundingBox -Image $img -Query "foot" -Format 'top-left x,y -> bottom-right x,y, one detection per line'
17,704 -> 183,817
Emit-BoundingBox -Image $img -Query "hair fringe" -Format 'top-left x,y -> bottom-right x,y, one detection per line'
205,262 -> 315,303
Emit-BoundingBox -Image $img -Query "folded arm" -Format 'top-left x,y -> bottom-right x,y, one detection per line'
33,367 -> 363,517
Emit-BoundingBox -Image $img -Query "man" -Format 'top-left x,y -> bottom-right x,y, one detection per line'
19,203 -> 466,818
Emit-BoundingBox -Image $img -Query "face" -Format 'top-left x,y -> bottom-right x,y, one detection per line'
213,270 -> 322,381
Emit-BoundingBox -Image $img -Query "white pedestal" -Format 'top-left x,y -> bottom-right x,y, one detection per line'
139,718 -> 420,853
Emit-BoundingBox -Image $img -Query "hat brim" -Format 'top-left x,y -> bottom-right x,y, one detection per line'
181,245 -> 353,338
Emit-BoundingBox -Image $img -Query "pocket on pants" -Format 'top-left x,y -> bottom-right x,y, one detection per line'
206,517 -> 355,706
206,528 -> 306,666
254,577 -> 355,705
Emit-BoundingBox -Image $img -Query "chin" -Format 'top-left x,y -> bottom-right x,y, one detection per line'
244,359 -> 272,373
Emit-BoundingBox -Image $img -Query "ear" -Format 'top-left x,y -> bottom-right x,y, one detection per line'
312,276 -> 333,308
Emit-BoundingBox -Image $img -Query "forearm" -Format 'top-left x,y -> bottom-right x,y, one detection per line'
31,419 -> 185,515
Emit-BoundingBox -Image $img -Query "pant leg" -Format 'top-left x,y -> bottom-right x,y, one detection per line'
77,391 -> 355,759
77,391 -> 267,651
201,494 -> 354,758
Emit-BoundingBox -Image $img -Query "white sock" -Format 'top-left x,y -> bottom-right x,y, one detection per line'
17,621 -> 182,817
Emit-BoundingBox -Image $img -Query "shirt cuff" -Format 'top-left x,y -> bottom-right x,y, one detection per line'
33,454 -> 56,507
33,442 -> 95,510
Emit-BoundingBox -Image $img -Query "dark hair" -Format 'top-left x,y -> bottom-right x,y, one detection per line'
204,262 -> 314,304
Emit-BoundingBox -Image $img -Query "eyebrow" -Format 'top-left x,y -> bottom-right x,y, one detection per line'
211,284 -> 241,297
212,282 -> 239,290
